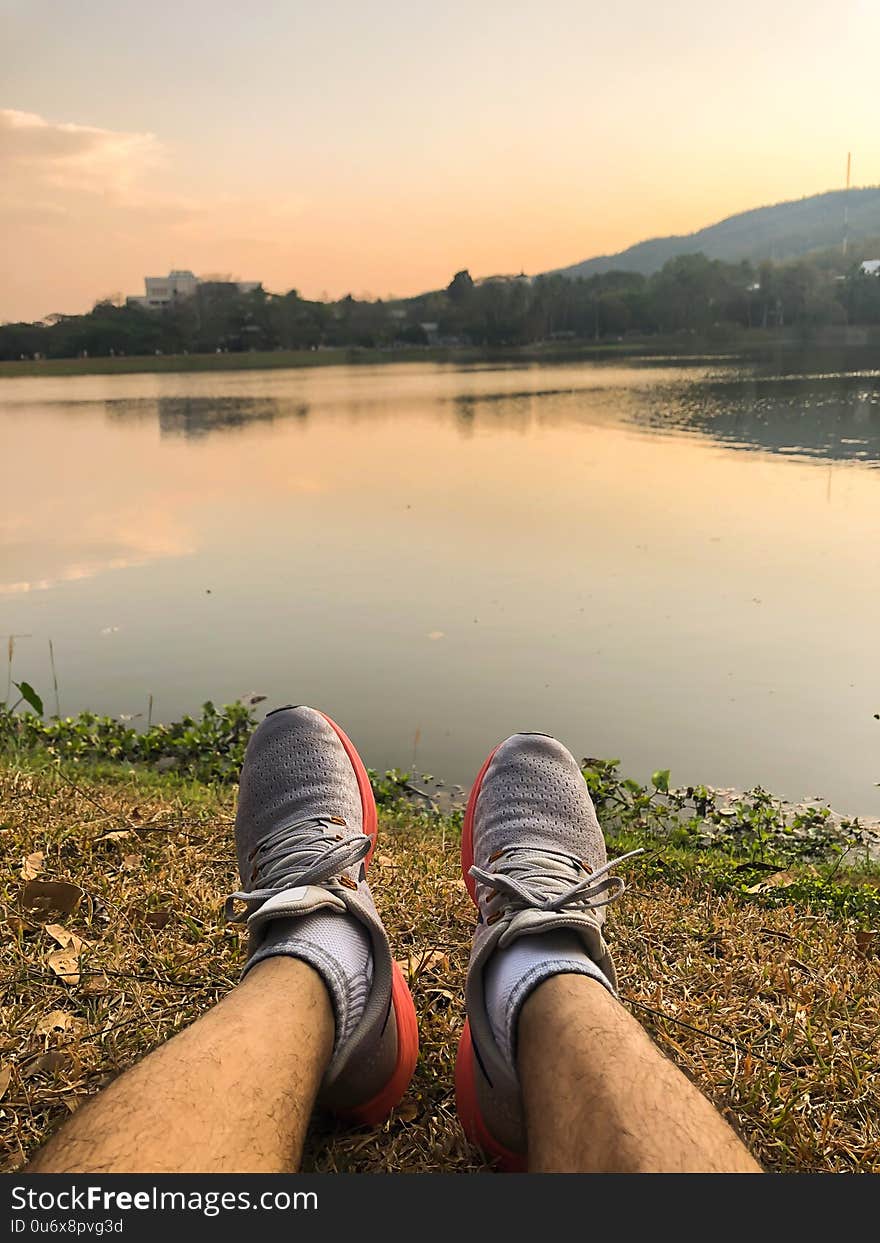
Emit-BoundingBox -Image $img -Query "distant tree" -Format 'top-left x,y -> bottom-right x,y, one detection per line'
842,267 -> 880,324
446,270 -> 475,303
4,245 -> 879,363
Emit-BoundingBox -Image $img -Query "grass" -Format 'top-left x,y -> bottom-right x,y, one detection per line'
0,347 -> 480,379
1,756 -> 879,1173
0,331 -> 821,380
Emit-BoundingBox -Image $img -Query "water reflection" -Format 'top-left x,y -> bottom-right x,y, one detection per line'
2,360 -> 879,814
635,373 -> 880,465
103,395 -> 308,438
85,367 -> 880,463
158,396 -> 308,438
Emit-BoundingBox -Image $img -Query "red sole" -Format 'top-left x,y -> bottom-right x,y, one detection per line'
460,743 -> 500,904
455,1020 -> 526,1173
341,960 -> 420,1127
319,711 -> 378,868
457,743 -> 527,1172
318,711 -> 419,1124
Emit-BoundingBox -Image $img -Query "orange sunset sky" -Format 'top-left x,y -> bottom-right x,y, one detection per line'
2,0 -> 879,323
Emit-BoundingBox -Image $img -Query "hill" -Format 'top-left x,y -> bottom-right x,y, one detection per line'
551,187 -> 880,279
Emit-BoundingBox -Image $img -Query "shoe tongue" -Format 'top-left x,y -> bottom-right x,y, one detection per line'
499,908 -> 606,961
247,885 -> 347,931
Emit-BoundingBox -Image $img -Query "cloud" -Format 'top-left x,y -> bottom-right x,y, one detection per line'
0,108 -> 164,198
0,108 -> 305,229
0,498 -> 195,597
0,108 -> 309,319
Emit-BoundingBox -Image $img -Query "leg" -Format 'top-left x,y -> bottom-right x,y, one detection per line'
457,732 -> 760,1172
519,973 -> 759,1173
30,706 -> 417,1172
29,958 -> 333,1173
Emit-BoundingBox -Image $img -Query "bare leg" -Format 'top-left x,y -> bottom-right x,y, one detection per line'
28,958 -> 333,1173
519,974 -> 760,1173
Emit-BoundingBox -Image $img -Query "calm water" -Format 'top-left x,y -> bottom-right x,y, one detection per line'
2,360 -> 879,814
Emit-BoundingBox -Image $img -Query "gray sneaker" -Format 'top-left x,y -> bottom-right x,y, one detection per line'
455,733 -> 640,1169
228,705 -> 418,1124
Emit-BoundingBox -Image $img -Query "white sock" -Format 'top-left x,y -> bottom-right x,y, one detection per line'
484,931 -> 615,1066
247,910 -> 374,1052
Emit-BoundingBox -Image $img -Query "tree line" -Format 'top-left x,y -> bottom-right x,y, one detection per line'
2,251 -> 880,361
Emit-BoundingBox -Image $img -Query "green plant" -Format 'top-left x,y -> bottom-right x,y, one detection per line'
580,759 -> 875,865
0,696 -> 434,810
1,691 -> 874,849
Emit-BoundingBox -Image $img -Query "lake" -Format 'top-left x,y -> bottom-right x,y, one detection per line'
2,359 -> 878,815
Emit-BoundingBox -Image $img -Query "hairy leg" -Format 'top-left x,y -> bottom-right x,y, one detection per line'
519,974 -> 760,1173
28,957 -> 333,1173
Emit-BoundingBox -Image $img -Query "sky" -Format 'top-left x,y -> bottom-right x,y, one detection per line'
2,0 -> 879,321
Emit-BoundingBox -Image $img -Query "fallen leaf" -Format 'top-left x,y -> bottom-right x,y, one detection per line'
96,830 -> 132,843
418,950 -> 449,973
424,986 -> 457,1004
45,924 -> 91,950
374,852 -> 394,868
745,867 -> 816,895
21,880 -> 83,918
855,929 -> 878,956
36,1010 -> 80,1036
45,923 -> 75,948
47,947 -> 83,986
21,851 -> 44,880
5,914 -> 35,936
395,1098 -> 419,1122
397,950 -> 449,978
121,854 -> 140,870
128,902 -> 171,929
0,1065 -> 11,1102
23,1050 -> 70,1078
80,973 -> 109,995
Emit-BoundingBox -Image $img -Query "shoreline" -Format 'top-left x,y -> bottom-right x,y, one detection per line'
2,700 -> 878,848
2,329 -> 879,379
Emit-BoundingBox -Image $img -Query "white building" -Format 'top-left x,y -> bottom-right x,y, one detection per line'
127,270 -> 199,310
859,260 -> 880,277
127,270 -> 261,310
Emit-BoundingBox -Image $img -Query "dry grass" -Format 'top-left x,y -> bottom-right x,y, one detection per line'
1,761 -> 878,1173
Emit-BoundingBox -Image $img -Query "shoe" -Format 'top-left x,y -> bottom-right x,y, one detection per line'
455,732 -> 640,1169
227,705 -> 418,1124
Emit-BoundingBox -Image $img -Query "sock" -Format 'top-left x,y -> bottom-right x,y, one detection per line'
484,931 -> 615,1067
245,909 -> 373,1055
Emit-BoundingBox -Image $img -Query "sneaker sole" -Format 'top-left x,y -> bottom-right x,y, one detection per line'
317,711 -> 419,1126
455,743 -> 527,1172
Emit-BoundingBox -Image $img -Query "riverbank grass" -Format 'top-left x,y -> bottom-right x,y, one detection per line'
1,753 -> 878,1173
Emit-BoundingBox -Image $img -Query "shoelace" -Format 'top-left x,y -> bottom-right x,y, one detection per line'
225,815 -> 371,921
469,845 -> 643,942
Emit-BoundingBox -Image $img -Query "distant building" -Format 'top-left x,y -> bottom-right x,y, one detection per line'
859,260 -> 880,277
127,270 -> 199,310
127,270 -> 260,310
476,273 -> 531,287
